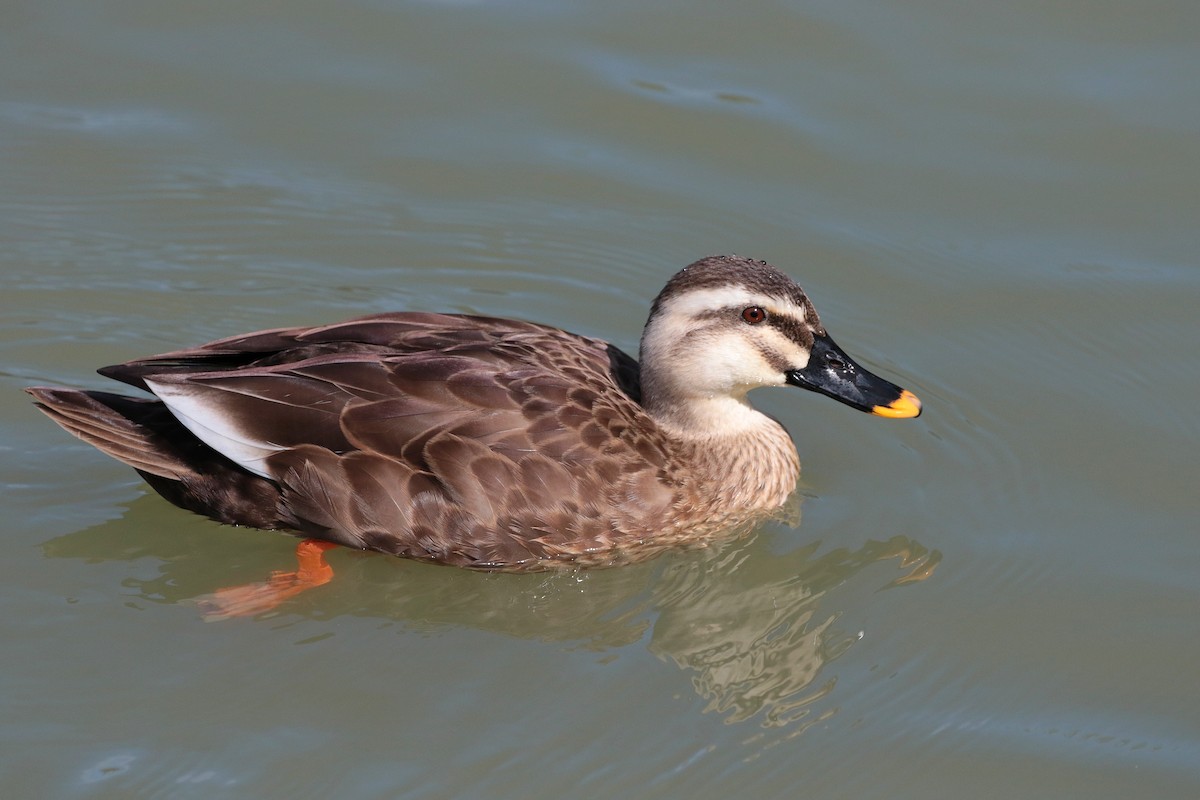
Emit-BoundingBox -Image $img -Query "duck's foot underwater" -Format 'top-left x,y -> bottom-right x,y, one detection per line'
195,539 -> 339,621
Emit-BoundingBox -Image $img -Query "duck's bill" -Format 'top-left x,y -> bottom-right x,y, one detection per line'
785,334 -> 922,419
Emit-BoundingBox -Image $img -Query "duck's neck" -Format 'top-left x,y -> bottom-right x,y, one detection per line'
642,388 -> 771,439
642,388 -> 801,511
636,324 -> 800,508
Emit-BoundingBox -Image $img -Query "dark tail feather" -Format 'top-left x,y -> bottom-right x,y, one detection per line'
26,387 -> 196,479
25,386 -> 285,528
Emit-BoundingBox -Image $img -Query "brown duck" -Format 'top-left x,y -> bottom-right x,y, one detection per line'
27,256 -> 920,582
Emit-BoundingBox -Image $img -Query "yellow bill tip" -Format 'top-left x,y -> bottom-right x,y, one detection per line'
872,389 -> 922,419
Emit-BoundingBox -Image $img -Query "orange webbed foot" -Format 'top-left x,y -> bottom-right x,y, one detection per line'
195,539 -> 339,621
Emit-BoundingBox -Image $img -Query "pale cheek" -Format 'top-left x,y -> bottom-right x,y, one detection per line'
710,346 -> 786,390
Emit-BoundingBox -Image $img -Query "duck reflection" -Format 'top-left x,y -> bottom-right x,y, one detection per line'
43,493 -> 939,728
648,535 -> 939,727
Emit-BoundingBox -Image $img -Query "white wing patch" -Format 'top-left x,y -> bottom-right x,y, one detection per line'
147,377 -> 283,478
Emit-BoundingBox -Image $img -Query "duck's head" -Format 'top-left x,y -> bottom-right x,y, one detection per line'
638,255 -> 921,433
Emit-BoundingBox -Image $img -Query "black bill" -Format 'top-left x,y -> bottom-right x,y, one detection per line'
785,334 -> 921,418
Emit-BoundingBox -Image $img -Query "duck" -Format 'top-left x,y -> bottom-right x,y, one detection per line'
26,255 -> 920,574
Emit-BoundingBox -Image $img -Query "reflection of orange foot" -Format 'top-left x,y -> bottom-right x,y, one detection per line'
195,539 -> 338,621
881,536 -> 941,588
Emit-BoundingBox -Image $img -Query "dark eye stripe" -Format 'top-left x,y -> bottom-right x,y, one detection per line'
765,312 -> 814,349
687,303 -> 814,350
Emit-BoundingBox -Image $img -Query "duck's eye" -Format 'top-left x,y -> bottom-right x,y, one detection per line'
741,306 -> 767,324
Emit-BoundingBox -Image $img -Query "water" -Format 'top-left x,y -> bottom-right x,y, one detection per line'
2,1 -> 1198,797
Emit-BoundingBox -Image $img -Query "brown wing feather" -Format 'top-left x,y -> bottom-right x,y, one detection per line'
75,312 -> 666,566
99,313 -> 581,387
